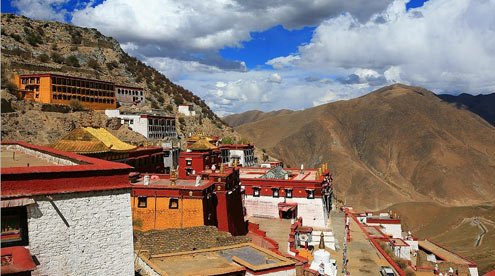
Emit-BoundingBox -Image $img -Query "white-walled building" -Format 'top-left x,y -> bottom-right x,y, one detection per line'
1,142 -> 134,276
220,144 -> 256,167
115,85 -> 145,106
178,105 -> 196,116
106,109 -> 176,140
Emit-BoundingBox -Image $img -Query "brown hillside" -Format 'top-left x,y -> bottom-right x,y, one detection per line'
237,84 -> 495,209
1,14 -> 237,142
223,109 -> 293,127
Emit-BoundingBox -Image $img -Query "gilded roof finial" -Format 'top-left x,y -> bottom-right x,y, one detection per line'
319,232 -> 325,250
170,169 -> 177,186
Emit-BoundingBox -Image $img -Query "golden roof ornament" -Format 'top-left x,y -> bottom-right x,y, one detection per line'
220,163 -> 225,173
170,169 -> 177,186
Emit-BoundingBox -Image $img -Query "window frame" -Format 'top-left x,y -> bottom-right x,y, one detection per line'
1,207 -> 29,247
137,197 -> 147,208
169,198 -> 179,209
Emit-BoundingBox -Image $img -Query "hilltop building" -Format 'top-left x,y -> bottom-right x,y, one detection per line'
220,143 -> 256,167
132,166 -> 247,236
1,141 -> 134,275
50,127 -> 164,173
240,164 -> 334,228
114,85 -> 145,106
105,109 -> 176,140
178,104 -> 196,116
13,73 -> 117,110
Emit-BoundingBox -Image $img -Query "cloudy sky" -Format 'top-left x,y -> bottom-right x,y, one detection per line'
3,0 -> 495,116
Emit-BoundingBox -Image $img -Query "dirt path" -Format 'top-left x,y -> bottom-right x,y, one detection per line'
474,218 -> 488,247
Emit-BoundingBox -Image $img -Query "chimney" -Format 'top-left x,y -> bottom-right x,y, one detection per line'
300,164 -> 304,174
143,174 -> 150,185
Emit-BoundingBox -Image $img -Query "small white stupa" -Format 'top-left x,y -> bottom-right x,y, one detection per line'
309,232 -> 337,276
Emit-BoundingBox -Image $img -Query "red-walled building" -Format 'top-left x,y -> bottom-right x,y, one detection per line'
178,137 -> 221,179
240,165 -> 333,228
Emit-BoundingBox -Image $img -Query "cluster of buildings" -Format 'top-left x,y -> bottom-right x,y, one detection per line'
1,127 -> 338,275
344,209 -> 480,276
3,72 -> 483,276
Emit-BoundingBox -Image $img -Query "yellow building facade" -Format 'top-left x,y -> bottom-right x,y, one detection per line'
14,73 -> 117,110
131,196 -> 207,231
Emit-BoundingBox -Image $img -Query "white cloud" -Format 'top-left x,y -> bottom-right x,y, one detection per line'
291,0 -> 495,93
68,0 -> 391,68
12,0 -> 68,21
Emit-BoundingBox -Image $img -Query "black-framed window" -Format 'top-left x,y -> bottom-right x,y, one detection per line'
137,197 -> 147,208
285,189 -> 293,198
186,159 -> 192,166
253,187 -> 260,197
306,190 -> 315,199
169,198 -> 179,209
272,188 -> 279,198
1,207 -> 29,247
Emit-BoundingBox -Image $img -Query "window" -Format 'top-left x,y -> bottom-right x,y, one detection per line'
253,187 -> 260,197
272,188 -> 279,198
164,151 -> 170,157
285,189 -> 293,198
1,207 -> 28,246
137,197 -> 147,208
186,159 -> 192,166
169,198 -> 179,209
306,189 -> 315,199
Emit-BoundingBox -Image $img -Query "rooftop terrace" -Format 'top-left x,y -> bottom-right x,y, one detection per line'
1,144 -> 79,168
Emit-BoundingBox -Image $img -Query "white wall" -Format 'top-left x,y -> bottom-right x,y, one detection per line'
393,245 -> 411,260
246,268 -> 296,276
28,189 -> 134,276
244,195 -> 327,227
468,267 -> 479,276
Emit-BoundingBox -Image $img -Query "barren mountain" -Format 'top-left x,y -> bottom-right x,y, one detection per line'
223,109 -> 293,127
237,84 -> 495,210
438,93 -> 495,126
1,14 -> 238,144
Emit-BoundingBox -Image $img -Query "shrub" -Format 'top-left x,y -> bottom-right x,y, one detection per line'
65,55 -> 80,67
222,136 -> 234,144
69,99 -> 85,111
106,61 -> 118,70
10,33 -> 22,43
24,27 -> 43,46
70,30 -> 83,44
3,81 -> 18,96
165,104 -> 173,113
173,94 -> 184,105
87,58 -> 100,70
38,53 -> 50,63
178,117 -> 185,125
51,52 -> 64,64
150,100 -> 159,109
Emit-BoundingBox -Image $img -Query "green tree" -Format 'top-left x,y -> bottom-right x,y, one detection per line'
65,55 -> 80,67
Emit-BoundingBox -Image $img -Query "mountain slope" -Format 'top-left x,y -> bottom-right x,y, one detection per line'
1,14 -> 237,143
237,84 -> 495,209
438,93 -> 495,126
223,109 -> 293,127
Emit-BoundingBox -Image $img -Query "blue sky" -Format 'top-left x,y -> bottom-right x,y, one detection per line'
3,0 -> 494,116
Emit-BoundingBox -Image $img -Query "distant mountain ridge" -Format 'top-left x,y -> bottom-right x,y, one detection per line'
236,84 -> 495,210
438,93 -> 495,126
223,109 -> 293,127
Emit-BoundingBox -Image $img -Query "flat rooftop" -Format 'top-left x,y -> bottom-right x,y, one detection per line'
239,167 -> 321,181
133,178 -> 210,188
141,243 -> 295,276
418,240 -> 473,265
1,146 -> 78,168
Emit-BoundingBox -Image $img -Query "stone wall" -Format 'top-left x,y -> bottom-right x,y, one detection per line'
28,189 -> 134,276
